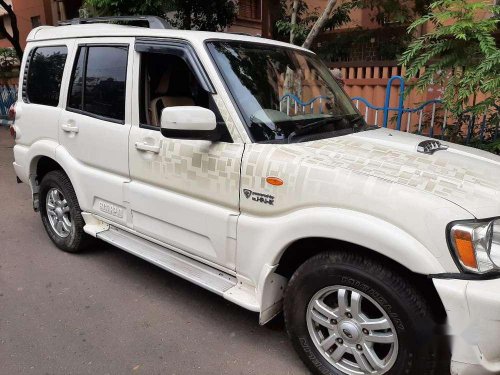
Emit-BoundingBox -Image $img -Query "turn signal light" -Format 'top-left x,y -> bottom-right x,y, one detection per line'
452,229 -> 477,269
266,177 -> 284,186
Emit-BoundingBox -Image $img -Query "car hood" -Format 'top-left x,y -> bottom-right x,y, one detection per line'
297,128 -> 500,218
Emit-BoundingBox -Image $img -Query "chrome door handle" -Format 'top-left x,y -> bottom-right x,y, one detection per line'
61,123 -> 79,133
135,141 -> 161,153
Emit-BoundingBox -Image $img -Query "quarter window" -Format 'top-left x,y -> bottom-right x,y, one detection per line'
26,46 -> 68,106
67,45 -> 128,122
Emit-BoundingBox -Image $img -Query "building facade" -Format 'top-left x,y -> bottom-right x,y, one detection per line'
0,0 -> 80,49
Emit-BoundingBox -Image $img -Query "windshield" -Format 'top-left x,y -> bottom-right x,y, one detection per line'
207,41 -> 369,143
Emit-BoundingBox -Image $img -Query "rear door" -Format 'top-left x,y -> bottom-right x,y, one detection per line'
58,38 -> 133,225
16,42 -> 70,149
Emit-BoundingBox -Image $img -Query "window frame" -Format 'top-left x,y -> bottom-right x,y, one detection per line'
135,38 -> 232,141
66,43 -> 130,125
205,39 -> 341,143
23,44 -> 69,107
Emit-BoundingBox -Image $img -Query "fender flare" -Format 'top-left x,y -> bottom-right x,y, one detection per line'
26,142 -> 88,212
236,207 -> 447,323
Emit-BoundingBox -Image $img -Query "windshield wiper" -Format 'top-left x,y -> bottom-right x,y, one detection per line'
349,114 -> 364,124
287,115 -> 343,143
349,114 -> 379,131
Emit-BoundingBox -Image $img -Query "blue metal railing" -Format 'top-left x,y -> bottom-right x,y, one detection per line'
279,74 -> 497,144
0,85 -> 17,125
279,94 -> 331,115
351,95 -> 444,134
352,75 -> 445,134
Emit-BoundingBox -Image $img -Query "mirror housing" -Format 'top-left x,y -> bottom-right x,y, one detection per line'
160,106 -> 220,141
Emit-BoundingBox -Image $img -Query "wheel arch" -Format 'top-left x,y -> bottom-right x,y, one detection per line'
33,155 -> 64,183
28,151 -> 80,212
28,152 -> 68,211
237,208 -> 449,324
274,237 -> 447,324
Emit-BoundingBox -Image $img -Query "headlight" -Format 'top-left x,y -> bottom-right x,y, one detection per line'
448,218 -> 500,274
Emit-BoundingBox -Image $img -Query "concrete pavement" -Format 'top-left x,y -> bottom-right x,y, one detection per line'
0,126 -> 309,375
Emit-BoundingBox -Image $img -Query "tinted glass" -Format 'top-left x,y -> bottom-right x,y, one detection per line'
26,46 -> 68,106
84,46 -> 128,121
68,48 -> 85,110
208,42 -> 366,143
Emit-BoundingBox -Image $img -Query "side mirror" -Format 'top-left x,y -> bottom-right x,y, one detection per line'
160,106 -> 220,141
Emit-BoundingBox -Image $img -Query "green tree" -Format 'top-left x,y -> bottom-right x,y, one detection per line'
83,0 -> 167,17
84,0 -> 236,31
0,46 -> 18,68
277,0 -> 431,50
276,0 -> 353,47
363,0 -> 431,25
400,0 -> 500,117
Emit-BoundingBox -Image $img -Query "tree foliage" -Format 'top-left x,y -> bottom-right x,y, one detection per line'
400,0 -> 500,117
84,0 -> 236,31
276,0 -> 431,49
0,46 -> 18,68
166,0 -> 236,31
276,0 -> 353,46
362,0 -> 431,25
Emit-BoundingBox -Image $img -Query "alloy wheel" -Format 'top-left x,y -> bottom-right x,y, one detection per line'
46,187 -> 73,238
306,285 -> 398,375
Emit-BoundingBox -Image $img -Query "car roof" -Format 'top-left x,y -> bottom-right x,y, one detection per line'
27,24 -> 312,53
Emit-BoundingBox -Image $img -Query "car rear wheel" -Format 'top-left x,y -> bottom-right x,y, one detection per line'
284,251 -> 445,375
39,170 -> 89,253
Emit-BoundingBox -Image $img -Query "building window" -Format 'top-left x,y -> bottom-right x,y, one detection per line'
30,16 -> 41,28
26,46 -> 68,106
238,0 -> 261,20
68,45 -> 128,122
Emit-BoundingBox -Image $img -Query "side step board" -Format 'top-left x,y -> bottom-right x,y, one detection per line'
97,226 -> 237,296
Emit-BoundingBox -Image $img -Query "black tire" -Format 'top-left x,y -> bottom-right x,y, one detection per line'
39,170 -> 89,253
284,251 -> 445,375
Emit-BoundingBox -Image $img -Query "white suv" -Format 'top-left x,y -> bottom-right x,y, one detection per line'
10,17 -> 500,375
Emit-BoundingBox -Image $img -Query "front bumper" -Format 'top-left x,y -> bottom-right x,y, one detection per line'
434,277 -> 500,375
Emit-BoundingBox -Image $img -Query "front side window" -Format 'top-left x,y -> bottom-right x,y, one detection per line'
208,41 -> 368,143
26,46 -> 68,106
68,45 -> 128,122
137,49 -> 232,142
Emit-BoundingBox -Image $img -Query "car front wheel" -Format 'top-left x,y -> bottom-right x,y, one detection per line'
284,251 -> 444,375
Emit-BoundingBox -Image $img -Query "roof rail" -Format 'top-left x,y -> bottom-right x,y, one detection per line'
58,16 -> 173,30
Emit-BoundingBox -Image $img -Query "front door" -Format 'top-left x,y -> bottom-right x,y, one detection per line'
58,38 -> 133,225
127,40 -> 244,269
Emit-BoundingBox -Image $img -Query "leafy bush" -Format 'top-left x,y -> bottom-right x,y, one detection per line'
400,0 -> 499,117
0,47 -> 18,68
400,0 -> 500,153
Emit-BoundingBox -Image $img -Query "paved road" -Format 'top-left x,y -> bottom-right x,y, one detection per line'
0,126 -> 309,375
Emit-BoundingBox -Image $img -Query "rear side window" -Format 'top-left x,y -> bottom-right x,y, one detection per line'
67,45 -> 128,122
25,46 -> 68,106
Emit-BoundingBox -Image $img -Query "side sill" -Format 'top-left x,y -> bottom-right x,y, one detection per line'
82,214 -> 261,313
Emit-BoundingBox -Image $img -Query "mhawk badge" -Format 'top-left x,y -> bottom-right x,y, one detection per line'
242,189 -> 275,205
